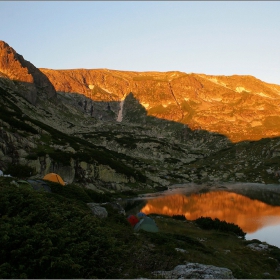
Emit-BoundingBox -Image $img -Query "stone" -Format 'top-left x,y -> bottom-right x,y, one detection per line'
235,173 -> 244,178
86,203 -> 108,218
64,146 -> 76,153
153,262 -> 235,279
175,248 -> 188,254
246,243 -> 269,251
80,161 -> 88,170
17,149 -> 28,157
10,180 -> 19,187
86,184 -> 99,191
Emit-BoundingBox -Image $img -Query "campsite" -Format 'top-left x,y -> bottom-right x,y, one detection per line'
2,171 -> 280,278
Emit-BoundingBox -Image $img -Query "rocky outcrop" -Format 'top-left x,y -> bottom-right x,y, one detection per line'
0,128 -> 131,188
0,40 -> 56,104
153,263 -> 235,279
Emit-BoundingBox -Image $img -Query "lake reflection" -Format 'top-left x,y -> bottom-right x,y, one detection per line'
141,191 -> 280,234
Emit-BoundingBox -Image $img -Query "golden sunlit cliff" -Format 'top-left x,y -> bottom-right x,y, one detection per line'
40,68 -> 280,142
0,41 -> 56,104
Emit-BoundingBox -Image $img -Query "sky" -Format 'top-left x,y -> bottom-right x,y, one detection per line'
1,1 -> 280,85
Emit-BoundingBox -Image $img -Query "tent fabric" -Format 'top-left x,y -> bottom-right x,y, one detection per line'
136,212 -> 147,220
27,180 -> 52,193
43,173 -> 65,186
17,180 -> 33,189
134,216 -> 159,233
127,215 -> 139,227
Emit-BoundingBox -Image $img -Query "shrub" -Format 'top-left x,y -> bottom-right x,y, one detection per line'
172,215 -> 187,221
46,182 -> 112,204
5,164 -> 35,178
194,216 -> 246,238
0,186 -> 133,279
46,182 -> 89,203
84,188 -> 113,203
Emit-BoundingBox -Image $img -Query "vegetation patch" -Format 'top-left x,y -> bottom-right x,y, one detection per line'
5,163 -> 35,178
0,185 -> 133,279
172,214 -> 187,221
195,217 -> 246,238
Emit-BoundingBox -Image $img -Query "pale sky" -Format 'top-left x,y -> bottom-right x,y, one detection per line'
1,1 -> 280,85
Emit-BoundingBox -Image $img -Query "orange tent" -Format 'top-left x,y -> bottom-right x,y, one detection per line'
43,173 -> 65,186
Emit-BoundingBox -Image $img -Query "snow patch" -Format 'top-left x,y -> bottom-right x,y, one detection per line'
209,78 -> 218,83
141,102 -> 150,109
162,102 -> 172,107
101,87 -> 112,94
255,92 -> 272,98
211,97 -> 222,102
251,121 -> 262,127
208,78 -> 227,87
235,87 -> 250,93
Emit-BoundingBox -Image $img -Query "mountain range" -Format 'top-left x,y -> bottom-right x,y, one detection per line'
0,40 -> 280,190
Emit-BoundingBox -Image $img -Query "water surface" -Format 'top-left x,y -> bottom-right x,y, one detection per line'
138,182 -> 280,248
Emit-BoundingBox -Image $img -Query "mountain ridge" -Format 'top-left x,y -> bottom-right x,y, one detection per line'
1,39 -> 280,142
1,39 -> 280,190
39,67 -> 280,142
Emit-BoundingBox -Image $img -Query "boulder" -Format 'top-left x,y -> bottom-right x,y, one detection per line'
87,203 -> 108,218
175,248 -> 188,254
246,243 -> 269,251
153,262 -> 235,279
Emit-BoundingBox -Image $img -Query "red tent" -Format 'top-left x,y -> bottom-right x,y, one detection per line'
127,215 -> 139,227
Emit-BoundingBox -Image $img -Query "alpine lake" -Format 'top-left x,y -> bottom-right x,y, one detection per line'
125,182 -> 280,249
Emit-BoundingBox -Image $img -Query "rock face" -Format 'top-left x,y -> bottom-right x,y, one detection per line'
40,68 -> 280,142
153,263 -> 235,279
0,41 -> 56,104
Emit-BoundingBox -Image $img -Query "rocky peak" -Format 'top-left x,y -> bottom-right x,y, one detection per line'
0,40 -> 56,104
